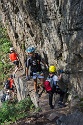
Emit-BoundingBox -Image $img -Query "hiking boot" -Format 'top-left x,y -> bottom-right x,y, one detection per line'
58,101 -> 63,105
58,101 -> 66,108
58,104 -> 66,108
50,105 -> 54,109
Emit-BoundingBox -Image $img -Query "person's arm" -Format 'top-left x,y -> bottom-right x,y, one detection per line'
58,69 -> 64,80
25,58 -> 30,80
58,74 -> 62,80
26,67 -> 30,80
9,53 -> 12,61
41,58 -> 48,69
12,79 -> 15,87
15,52 -> 19,60
26,67 -> 29,77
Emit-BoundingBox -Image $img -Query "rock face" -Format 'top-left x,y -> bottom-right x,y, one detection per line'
0,0 -> 83,100
56,110 -> 83,125
14,69 -> 39,108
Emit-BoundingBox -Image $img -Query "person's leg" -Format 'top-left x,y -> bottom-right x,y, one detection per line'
38,72 -> 44,87
32,73 -> 38,93
48,91 -> 54,109
38,78 -> 45,97
14,66 -> 18,74
9,89 -> 13,100
57,88 -> 65,105
33,79 -> 37,93
33,78 -> 40,98
39,78 -> 44,87
13,61 -> 19,75
14,61 -> 19,73
59,90 -> 65,102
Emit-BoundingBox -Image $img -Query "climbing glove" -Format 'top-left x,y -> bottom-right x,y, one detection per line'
59,69 -> 64,73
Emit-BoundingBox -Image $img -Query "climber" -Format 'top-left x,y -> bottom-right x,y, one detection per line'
8,75 -> 15,89
3,75 -> 15,101
8,74 -> 15,99
9,47 -> 19,78
44,65 -> 66,109
25,46 -> 48,97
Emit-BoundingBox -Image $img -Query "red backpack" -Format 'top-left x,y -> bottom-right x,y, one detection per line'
44,80 -> 52,92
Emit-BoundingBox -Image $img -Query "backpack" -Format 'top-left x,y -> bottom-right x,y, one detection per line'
1,92 -> 10,102
5,80 -> 10,89
1,93 -> 6,102
44,80 -> 52,92
44,75 -> 55,92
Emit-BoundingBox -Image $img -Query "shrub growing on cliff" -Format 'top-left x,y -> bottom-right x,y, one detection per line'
0,97 -> 35,124
0,22 -> 12,82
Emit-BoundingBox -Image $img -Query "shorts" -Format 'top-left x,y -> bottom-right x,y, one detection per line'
9,85 -> 14,91
32,72 -> 44,79
13,60 -> 19,67
10,88 -> 14,90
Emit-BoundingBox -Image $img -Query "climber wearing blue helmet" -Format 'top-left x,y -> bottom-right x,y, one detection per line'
25,46 -> 48,97
26,47 -> 35,53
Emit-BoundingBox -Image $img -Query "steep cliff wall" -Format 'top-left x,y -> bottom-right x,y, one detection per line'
0,0 -> 83,99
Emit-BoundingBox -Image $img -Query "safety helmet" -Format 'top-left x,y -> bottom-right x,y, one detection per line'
49,65 -> 56,73
10,47 -> 14,51
10,74 -> 13,78
26,46 -> 35,53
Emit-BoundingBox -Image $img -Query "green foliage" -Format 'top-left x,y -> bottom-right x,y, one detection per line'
16,97 -> 33,112
0,37 -> 11,55
1,40 -> 11,54
74,95 -> 79,99
0,22 -> 12,82
0,97 -> 35,124
0,102 -> 16,123
80,98 -> 83,102
0,62 -> 3,71
34,107 -> 42,113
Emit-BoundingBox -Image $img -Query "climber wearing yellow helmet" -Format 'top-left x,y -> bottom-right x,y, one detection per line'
44,65 -> 66,109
